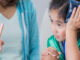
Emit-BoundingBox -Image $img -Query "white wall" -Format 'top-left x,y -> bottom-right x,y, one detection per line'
33,0 -> 50,27
33,0 -> 52,53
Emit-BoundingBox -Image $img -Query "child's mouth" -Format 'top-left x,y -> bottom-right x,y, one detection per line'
55,35 -> 59,39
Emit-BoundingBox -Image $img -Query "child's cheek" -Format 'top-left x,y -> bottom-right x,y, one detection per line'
59,29 -> 66,39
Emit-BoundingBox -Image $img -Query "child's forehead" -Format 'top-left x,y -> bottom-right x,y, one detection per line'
49,11 -> 65,20
49,15 -> 65,22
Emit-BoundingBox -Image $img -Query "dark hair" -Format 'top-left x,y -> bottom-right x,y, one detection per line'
76,0 -> 80,1
49,0 -> 69,20
0,0 -> 18,7
49,0 -> 80,39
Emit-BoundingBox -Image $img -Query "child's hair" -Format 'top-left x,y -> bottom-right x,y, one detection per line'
49,0 -> 69,20
76,0 -> 80,1
0,0 -> 18,7
49,0 -> 80,39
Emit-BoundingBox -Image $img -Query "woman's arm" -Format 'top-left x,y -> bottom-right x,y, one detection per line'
66,6 -> 80,60
66,29 -> 80,60
28,1 -> 40,60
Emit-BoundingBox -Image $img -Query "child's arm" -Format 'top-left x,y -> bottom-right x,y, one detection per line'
66,6 -> 80,60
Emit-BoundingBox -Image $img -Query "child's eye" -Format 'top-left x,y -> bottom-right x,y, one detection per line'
50,19 -> 53,22
57,23 -> 62,26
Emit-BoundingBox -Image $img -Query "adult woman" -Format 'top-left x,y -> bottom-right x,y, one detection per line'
0,0 -> 40,60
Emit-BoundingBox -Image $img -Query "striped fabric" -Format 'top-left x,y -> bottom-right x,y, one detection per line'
65,0 -> 80,23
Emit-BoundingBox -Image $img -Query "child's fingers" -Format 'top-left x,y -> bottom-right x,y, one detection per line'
42,47 -> 61,57
57,56 -> 59,59
71,7 -> 76,18
47,46 -> 61,59
48,46 -> 57,51
48,47 -> 58,54
42,49 -> 49,56
48,47 -> 59,56
48,49 -> 59,56
58,52 -> 61,55
48,51 -> 60,59
48,51 -> 56,57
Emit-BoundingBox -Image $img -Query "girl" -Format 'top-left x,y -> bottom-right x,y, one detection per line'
0,0 -> 40,60
41,0 -> 80,60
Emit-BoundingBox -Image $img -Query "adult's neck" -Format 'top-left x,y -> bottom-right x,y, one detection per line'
0,4 -> 17,19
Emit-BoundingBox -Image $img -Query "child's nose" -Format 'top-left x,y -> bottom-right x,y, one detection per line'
52,26 -> 58,34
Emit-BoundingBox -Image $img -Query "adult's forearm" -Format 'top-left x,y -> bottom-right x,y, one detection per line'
66,29 -> 80,60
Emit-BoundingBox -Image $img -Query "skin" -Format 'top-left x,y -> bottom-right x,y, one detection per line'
41,6 -> 80,60
66,6 -> 80,60
50,9 -> 66,42
41,9 -> 66,60
41,47 -> 61,60
0,4 -> 17,19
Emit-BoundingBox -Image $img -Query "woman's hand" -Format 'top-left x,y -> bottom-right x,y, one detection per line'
0,40 -> 4,51
41,47 -> 61,60
66,6 -> 80,60
67,5 -> 80,32
0,24 -> 4,52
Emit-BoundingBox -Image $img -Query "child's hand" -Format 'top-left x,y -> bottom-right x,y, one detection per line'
67,5 -> 80,32
41,47 -> 61,60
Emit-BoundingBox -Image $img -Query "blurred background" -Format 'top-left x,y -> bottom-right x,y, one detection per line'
33,0 -> 53,53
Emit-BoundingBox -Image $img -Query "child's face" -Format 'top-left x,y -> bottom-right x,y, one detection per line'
50,10 -> 66,42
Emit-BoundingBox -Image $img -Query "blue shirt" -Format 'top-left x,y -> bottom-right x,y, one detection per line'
16,0 -> 40,60
65,0 -> 80,23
